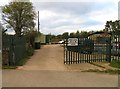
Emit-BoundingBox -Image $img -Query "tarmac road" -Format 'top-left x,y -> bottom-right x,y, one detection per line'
2,70 -> 118,87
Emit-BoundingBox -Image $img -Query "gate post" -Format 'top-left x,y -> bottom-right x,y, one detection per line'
78,37 -> 80,63
9,35 -> 15,65
106,37 -> 111,62
64,38 -> 68,64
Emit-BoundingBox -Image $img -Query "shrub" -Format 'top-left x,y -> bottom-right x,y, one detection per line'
26,47 -> 34,56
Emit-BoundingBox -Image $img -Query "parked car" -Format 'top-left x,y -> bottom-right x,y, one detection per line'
58,40 -> 64,44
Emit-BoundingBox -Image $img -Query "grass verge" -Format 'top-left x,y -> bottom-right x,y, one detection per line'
2,66 -> 17,69
82,69 -> 120,74
15,56 -> 30,66
87,62 -> 120,74
109,61 -> 120,68
89,62 -> 106,69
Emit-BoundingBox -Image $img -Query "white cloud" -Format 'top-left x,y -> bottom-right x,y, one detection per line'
41,26 -> 77,35
34,1 -> 118,35
41,24 -> 105,35
0,1 -> 119,35
88,9 -> 117,24
81,25 -> 105,31
0,0 -> 9,6
31,0 -> 119,3
39,10 -> 57,20
39,9 -> 73,20
38,9 -> 86,31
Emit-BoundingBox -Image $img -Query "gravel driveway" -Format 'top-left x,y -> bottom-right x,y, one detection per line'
19,44 -> 68,71
17,44 -> 105,71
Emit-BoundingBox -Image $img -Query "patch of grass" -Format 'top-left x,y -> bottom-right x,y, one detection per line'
109,61 -> 120,68
82,69 -> 103,72
105,69 -> 120,74
89,62 -> 106,69
15,56 -> 30,66
82,69 -> 120,74
2,66 -> 17,69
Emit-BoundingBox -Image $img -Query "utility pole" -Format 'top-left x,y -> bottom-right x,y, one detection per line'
38,11 -> 40,32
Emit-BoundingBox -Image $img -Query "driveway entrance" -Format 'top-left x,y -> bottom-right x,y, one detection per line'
20,44 -> 67,71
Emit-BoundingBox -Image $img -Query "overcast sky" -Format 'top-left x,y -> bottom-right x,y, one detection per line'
0,0 -> 119,35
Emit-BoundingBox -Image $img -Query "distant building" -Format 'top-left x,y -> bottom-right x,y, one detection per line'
40,34 -> 46,44
88,31 -> 111,43
35,33 -> 46,44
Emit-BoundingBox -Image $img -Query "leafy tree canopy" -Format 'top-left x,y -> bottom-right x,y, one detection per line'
2,2 -> 36,36
104,20 -> 120,34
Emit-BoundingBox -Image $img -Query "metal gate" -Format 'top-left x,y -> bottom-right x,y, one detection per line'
111,34 -> 120,62
64,32 -> 120,64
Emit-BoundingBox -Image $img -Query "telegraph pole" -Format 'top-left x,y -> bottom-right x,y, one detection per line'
38,11 -> 40,32
35,11 -> 41,49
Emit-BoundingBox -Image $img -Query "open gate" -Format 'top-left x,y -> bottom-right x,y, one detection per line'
64,32 -> 120,64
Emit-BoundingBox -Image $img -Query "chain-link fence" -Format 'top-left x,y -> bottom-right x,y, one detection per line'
2,35 -> 26,66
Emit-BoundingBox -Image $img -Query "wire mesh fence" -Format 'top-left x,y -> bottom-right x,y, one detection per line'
2,35 -> 26,66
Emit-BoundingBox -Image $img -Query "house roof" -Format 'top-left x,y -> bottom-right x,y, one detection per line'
88,31 -> 112,36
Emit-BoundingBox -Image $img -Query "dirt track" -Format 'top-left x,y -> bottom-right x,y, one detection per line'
20,44 -> 68,70
18,44 -> 107,71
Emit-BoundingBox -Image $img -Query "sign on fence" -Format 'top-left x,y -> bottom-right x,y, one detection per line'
68,38 -> 78,46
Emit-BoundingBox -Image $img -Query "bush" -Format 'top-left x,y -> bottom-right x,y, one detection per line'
26,47 -> 34,56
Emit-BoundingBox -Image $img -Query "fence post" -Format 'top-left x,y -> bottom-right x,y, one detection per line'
106,37 -> 111,62
0,24 -> 1,50
9,35 -> 15,65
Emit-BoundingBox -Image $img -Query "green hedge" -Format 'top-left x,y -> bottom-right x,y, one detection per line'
15,47 -> 34,66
